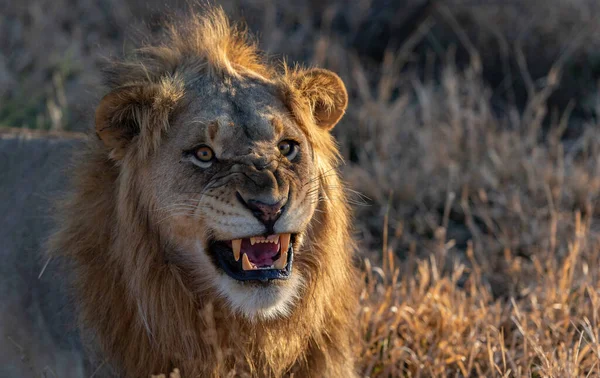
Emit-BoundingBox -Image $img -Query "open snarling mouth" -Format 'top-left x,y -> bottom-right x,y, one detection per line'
209,233 -> 295,282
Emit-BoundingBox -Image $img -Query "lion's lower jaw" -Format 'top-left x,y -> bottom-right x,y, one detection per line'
216,272 -> 305,321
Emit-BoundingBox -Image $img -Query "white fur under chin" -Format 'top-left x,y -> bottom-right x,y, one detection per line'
216,272 -> 304,321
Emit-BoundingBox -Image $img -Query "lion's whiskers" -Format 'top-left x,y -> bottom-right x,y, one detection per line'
301,168 -> 339,187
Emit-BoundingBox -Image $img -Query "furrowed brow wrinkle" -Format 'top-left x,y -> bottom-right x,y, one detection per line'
208,121 -> 219,141
271,117 -> 284,134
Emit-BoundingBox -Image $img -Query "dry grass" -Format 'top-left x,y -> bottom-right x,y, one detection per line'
351,62 -> 600,376
3,0 -> 600,376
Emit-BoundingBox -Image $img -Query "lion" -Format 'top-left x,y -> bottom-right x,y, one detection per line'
31,7 -> 359,377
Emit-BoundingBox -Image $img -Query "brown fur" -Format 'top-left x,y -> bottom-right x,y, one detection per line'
51,6 -> 358,377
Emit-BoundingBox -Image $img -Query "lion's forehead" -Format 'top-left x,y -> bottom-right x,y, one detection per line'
176,76 -> 294,153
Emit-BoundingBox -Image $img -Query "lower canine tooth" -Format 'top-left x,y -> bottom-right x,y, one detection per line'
274,249 -> 287,270
232,239 -> 241,261
280,233 -> 291,255
242,253 -> 254,271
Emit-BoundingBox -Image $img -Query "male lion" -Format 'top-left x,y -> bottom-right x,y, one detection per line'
3,7 -> 358,377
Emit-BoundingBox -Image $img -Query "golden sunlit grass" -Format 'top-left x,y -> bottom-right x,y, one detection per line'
4,0 -> 600,376
348,56 -> 600,375
358,214 -> 600,376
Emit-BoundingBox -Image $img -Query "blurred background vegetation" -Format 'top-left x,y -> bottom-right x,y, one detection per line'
4,0 -> 600,375
3,0 -> 600,133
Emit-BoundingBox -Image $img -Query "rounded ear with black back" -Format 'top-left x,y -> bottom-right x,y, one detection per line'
289,68 -> 348,130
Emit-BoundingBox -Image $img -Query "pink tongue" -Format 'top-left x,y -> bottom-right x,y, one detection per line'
241,238 -> 279,267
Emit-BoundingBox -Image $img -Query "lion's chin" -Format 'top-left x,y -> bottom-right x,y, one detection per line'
216,271 -> 304,321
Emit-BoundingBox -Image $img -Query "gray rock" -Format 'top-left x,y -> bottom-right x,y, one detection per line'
0,131 -> 107,377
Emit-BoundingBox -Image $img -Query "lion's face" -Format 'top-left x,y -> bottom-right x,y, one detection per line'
146,77 -> 317,318
96,66 -> 347,320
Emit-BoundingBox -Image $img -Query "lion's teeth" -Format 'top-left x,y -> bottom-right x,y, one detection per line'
232,239 -> 241,261
248,236 -> 282,244
280,233 -> 291,255
242,253 -> 254,270
274,249 -> 287,270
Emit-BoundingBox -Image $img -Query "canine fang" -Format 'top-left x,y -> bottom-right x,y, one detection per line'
242,253 -> 255,270
232,239 -> 241,261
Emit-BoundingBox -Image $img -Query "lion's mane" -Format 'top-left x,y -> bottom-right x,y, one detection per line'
51,7 -> 358,377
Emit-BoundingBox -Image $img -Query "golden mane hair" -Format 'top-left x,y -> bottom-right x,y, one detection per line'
51,6 -> 358,377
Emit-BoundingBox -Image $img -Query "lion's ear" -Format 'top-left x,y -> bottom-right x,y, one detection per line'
95,82 -> 182,160
95,85 -> 147,159
291,68 -> 348,130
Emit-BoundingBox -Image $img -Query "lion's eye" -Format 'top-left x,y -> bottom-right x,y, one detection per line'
195,146 -> 214,161
278,140 -> 298,160
191,145 -> 215,167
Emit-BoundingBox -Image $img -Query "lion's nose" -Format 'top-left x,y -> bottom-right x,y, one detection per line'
246,199 -> 286,229
237,193 -> 286,232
